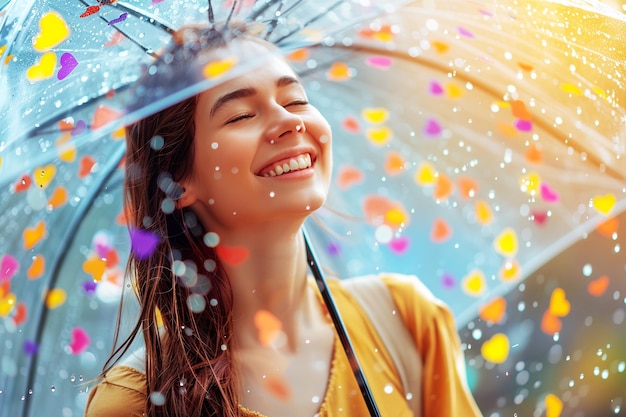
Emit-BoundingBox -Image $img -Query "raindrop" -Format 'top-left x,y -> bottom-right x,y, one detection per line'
161,198 -> 175,214
172,260 -> 186,276
187,294 -> 206,313
269,191 -> 275,198
384,384 -> 394,394
150,136 -> 164,150
50,386 -> 55,392
210,298 -> 218,307
312,396 -> 320,403
203,232 -> 219,248
582,263 -> 593,276
211,142 -> 218,150
150,391 -> 166,406
204,259 -> 216,272
70,375 -> 76,382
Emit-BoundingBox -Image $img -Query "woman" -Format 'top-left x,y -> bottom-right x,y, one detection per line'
84,23 -> 482,417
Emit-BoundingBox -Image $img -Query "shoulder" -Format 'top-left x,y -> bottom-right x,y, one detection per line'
84,366 -> 147,417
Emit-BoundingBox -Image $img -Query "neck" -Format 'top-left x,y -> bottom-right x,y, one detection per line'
215,219 -> 313,351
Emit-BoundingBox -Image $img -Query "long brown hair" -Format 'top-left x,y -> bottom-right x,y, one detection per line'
101,25 -> 270,417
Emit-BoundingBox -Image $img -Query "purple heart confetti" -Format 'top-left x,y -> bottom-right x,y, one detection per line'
71,120 -> 87,136
326,242 -> 341,256
24,340 -> 39,355
57,53 -> 78,81
108,12 -> 128,26
82,280 -> 98,296
129,228 -> 160,259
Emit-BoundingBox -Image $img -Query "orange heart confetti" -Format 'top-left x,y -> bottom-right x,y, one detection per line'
23,221 -> 47,250
541,310 -> 562,334
494,228 -> 518,257
337,166 -> 364,190
105,248 -> 120,269
361,108 -> 389,125
498,259 -> 520,282
430,218 -> 451,243
12,302 -> 27,326
596,216 -> 618,238
462,269 -> 486,297
592,193 -> 616,216
27,255 -> 45,280
33,164 -> 56,189
366,126 -> 392,146
14,175 -> 32,193
216,245 -> 249,266
326,62 -> 351,81
363,195 -> 394,226
27,52 -> 57,82
254,309 -> 283,347
549,288 -> 570,317
434,174 -> 453,201
587,275 -> 609,297
33,12 -> 70,51
457,176 -> 478,199
47,186 -> 68,209
511,100 -> 532,121
83,257 -> 106,282
474,200 -> 493,225
45,288 -> 67,309
264,375 -> 292,400
479,297 -> 506,324
0,292 -> 16,317
203,57 -> 237,79
518,62 -> 533,71
432,41 -> 449,54
0,281 -> 9,299
341,116 -> 360,134
496,122 -> 518,138
91,105 -> 123,130
78,155 -> 96,178
286,48 -> 309,62
414,162 -> 436,186
545,393 -> 563,417
524,144 -> 543,164
384,151 -> 405,175
481,333 -> 509,364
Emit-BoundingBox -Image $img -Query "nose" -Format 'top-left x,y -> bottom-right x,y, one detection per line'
265,105 -> 305,142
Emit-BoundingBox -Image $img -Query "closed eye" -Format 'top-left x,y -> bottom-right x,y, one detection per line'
225,113 -> 254,124
285,99 -> 309,107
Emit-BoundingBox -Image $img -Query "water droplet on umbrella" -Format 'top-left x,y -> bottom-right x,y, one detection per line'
50,386 -> 55,392
384,383 -> 393,394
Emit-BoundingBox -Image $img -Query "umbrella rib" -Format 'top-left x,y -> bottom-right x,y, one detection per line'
246,0 -> 285,23
21,143 -> 127,417
304,229 -> 382,417
110,1 -> 176,34
272,0 -> 344,45
263,0 -> 288,40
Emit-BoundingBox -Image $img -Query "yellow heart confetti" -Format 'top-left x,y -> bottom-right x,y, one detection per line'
545,394 -> 563,417
445,83 -> 464,99
366,126 -> 392,146
462,269 -> 486,297
519,172 -> 541,195
384,206 -> 409,228
56,133 -> 76,162
481,333 -> 509,364
32,12 -> 70,52
23,221 -> 47,250
592,87 -> 606,99
203,57 -> 237,79
361,108 -> 389,125
592,193 -> 616,216
494,228 -> 518,257
414,162 -> 436,186
46,288 -> 67,309
0,293 -> 16,317
549,288 -> 570,317
83,257 -> 107,282
474,200 -> 493,225
33,164 -> 56,189
27,255 -> 45,280
561,83 -> 583,95
26,52 -> 57,82
499,259 -> 520,282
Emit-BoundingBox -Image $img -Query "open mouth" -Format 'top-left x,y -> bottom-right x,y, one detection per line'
261,153 -> 313,177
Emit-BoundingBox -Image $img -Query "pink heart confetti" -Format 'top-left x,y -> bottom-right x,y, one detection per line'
366,56 -> 393,69
69,327 -> 90,355
129,228 -> 160,259
540,182 -> 559,203
429,81 -> 444,95
108,12 -> 128,26
0,255 -> 19,282
389,236 -> 409,254
457,26 -> 474,38
424,118 -> 442,136
514,119 -> 533,132
57,52 -> 78,80
532,210 -> 548,225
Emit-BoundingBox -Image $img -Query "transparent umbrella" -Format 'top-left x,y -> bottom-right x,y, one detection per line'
1,0 -> 625,416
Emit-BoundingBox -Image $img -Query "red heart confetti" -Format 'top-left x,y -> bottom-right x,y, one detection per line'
78,155 -> 96,178
216,245 -> 249,266
80,5 -> 100,17
14,175 -> 32,192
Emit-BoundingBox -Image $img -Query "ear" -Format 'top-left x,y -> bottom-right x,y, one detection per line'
176,184 -> 197,209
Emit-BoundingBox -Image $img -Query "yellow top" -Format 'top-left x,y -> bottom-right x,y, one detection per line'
84,274 -> 482,417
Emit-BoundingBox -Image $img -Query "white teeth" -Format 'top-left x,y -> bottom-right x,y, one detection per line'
264,153 -> 312,177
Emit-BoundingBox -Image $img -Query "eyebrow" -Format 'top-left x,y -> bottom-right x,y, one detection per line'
209,75 -> 302,117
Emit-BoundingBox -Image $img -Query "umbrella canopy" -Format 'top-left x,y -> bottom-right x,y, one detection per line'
1,0 -> 625,416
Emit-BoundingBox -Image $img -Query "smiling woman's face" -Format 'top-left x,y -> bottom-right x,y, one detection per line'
180,40 -> 333,233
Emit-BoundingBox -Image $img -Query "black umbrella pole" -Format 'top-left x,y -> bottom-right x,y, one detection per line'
303,230 -> 382,417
